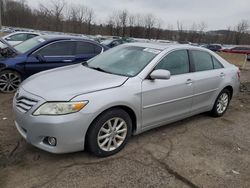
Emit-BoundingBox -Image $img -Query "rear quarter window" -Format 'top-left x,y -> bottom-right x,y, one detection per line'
76,42 -> 102,54
212,57 -> 224,69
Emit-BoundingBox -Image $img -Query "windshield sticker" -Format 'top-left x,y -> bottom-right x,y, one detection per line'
143,48 -> 161,54
38,38 -> 46,43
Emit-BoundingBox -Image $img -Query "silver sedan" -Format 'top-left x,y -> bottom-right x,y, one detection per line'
13,43 -> 240,157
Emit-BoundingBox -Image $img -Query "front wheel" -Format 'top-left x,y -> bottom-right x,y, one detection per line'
211,89 -> 231,117
86,109 -> 132,157
0,70 -> 22,93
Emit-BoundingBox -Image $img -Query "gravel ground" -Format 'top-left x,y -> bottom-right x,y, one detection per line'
0,70 -> 250,188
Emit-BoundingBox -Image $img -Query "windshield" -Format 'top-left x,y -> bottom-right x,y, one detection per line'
14,37 -> 46,53
87,46 -> 160,77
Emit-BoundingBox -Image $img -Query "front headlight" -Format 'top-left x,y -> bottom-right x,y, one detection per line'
33,101 -> 88,116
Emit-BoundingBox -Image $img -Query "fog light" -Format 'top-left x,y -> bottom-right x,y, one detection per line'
47,137 -> 57,146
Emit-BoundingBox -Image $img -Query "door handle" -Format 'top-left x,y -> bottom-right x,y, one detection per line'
186,79 -> 193,85
220,72 -> 225,78
63,59 -> 73,62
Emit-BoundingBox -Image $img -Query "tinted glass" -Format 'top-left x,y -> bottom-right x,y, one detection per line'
155,50 -> 189,75
27,34 -> 38,40
191,50 -> 213,71
212,57 -> 223,69
38,41 -> 75,56
76,42 -> 101,54
87,46 -> 159,77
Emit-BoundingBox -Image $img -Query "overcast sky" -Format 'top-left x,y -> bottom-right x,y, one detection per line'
26,0 -> 250,30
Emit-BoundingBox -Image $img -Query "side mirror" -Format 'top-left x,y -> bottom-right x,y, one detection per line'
36,54 -> 45,62
150,69 -> 171,80
5,37 -> 11,41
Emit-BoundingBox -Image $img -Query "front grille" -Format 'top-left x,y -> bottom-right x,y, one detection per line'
16,96 -> 38,113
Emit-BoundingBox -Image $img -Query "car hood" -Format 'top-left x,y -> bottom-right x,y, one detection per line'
21,64 -> 129,101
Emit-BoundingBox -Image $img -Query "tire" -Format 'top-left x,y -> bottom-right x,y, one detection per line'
210,89 -> 231,117
247,54 -> 250,61
0,70 -> 22,93
86,108 -> 132,157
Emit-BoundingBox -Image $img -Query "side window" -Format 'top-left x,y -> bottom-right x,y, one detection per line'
191,50 -> 213,71
112,40 -> 121,47
76,42 -> 102,54
212,57 -> 224,69
8,34 -> 27,41
155,50 -> 189,75
27,34 -> 38,40
37,41 -> 75,56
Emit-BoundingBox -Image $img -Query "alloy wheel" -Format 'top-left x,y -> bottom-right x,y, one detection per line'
97,117 -> 128,152
216,93 -> 229,114
0,72 -> 21,93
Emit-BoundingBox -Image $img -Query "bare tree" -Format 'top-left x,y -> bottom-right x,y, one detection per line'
85,7 -> 94,34
144,14 -> 155,39
128,14 -> 135,37
177,20 -> 185,42
155,18 -> 162,39
107,14 -> 115,35
235,20 -> 249,44
119,10 -> 128,37
197,22 -> 207,43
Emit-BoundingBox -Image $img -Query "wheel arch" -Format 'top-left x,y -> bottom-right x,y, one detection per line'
223,85 -> 233,99
84,105 -> 138,148
0,68 -> 23,80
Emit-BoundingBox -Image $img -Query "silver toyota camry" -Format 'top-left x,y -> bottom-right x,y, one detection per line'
13,43 -> 240,157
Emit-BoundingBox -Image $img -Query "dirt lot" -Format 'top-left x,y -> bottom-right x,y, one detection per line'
0,68 -> 250,187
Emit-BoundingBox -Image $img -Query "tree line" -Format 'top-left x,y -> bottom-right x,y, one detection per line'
1,0 -> 250,45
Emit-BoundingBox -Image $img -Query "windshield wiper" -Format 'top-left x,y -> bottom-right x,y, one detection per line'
81,61 -> 89,67
82,62 -> 109,73
90,67 -> 109,73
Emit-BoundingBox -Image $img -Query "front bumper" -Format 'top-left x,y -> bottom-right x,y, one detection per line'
13,88 -> 93,154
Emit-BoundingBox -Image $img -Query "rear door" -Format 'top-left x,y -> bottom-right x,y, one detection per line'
24,41 -> 76,76
190,50 -> 225,113
75,41 -> 103,62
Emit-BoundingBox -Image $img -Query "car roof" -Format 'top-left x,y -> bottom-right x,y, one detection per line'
6,31 -> 40,36
126,42 -> 192,50
38,35 -> 93,42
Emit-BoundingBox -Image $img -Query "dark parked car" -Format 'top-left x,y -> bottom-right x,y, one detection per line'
203,44 -> 222,52
101,39 -> 125,48
0,35 -> 107,93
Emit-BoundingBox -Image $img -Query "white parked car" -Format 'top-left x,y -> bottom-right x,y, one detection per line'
2,32 -> 41,46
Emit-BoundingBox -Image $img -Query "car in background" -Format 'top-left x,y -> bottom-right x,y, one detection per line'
2,32 -> 41,46
101,39 -> 126,48
13,43 -> 240,157
0,35 -> 107,93
220,46 -> 250,60
202,44 -> 222,52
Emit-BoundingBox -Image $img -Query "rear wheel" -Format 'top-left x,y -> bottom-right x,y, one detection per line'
86,108 -> 132,157
0,70 -> 22,93
211,89 -> 231,117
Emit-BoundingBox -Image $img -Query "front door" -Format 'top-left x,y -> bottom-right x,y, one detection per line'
142,50 -> 194,128
24,41 -> 76,76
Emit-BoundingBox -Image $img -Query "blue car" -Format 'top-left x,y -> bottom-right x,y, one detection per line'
0,35 -> 107,93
